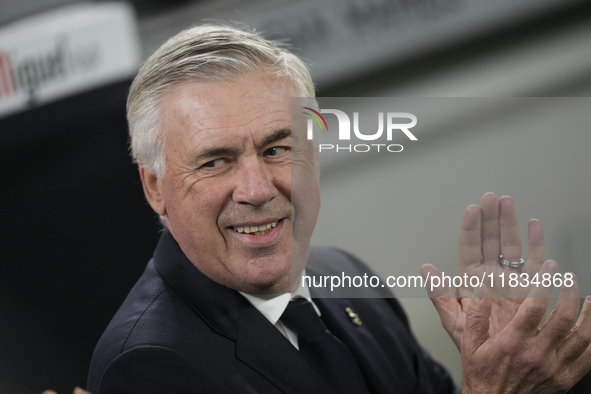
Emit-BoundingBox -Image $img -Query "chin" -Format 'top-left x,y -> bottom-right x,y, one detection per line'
238,270 -> 292,296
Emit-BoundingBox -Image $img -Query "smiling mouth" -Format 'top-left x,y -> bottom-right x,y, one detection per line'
233,220 -> 278,236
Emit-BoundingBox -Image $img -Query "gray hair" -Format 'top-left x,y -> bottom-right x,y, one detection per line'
127,24 -> 317,178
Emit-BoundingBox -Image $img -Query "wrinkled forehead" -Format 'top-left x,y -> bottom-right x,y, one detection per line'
160,74 -> 295,137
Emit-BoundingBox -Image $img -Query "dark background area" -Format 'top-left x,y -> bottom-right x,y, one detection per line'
0,80 -> 160,393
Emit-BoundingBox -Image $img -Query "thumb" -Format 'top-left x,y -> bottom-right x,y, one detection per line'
421,264 -> 463,347
421,264 -> 455,299
462,285 -> 492,355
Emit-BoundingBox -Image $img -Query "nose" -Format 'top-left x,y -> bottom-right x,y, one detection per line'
232,157 -> 278,206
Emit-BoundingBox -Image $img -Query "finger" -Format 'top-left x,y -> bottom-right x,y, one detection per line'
422,264 -> 464,347
508,260 -> 557,334
42,391 -> 57,394
458,205 -> 482,270
73,388 -> 91,394
480,192 -> 500,264
568,344 -> 591,390
539,274 -> 580,349
499,196 -> 522,266
524,219 -> 545,277
558,294 -> 591,364
461,285 -> 492,356
421,264 -> 456,299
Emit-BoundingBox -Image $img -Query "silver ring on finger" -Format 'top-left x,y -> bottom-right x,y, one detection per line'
499,254 -> 525,269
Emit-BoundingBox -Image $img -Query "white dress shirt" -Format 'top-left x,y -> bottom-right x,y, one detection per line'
240,270 -> 321,350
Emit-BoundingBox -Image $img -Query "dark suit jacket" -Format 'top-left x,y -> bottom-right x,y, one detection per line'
87,232 -> 457,393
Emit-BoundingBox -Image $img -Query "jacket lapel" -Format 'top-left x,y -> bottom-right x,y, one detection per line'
153,232 -> 333,393
235,304 -> 335,394
312,297 -> 413,393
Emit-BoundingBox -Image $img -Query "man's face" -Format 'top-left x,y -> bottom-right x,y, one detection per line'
141,72 -> 320,296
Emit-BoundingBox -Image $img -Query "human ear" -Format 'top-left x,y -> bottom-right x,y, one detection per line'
139,167 -> 167,216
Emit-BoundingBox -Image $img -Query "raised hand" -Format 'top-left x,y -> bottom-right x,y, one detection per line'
421,193 -> 551,345
421,192 -> 591,393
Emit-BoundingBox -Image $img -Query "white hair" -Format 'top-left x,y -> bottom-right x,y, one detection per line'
127,24 -> 318,178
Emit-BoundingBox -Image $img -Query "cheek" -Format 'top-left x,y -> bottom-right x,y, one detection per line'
290,160 -> 318,203
272,166 -> 292,200
164,179 -> 229,230
197,186 -> 230,221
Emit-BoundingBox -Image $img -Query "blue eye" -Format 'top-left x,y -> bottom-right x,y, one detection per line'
264,147 -> 287,156
202,158 -> 225,168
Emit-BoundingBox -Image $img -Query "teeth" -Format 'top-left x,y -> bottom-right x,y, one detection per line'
233,221 -> 278,235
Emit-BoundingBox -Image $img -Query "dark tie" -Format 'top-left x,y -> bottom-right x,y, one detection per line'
280,298 -> 369,394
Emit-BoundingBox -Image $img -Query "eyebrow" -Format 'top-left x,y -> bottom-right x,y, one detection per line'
259,128 -> 291,148
194,146 -> 239,162
194,128 -> 292,162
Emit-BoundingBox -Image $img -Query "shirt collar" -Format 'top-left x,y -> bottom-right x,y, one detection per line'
240,269 -> 319,325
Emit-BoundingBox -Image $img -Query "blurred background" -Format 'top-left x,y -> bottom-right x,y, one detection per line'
1,0 -> 590,392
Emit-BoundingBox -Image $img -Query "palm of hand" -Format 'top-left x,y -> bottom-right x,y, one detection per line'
422,193 -> 591,394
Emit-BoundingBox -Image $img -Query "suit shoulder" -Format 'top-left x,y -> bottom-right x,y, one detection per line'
95,260 -> 172,346
95,345 -> 233,394
88,260 -> 198,391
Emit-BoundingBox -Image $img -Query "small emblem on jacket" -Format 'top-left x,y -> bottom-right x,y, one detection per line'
345,307 -> 362,326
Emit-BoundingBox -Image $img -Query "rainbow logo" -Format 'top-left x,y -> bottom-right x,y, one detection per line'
302,107 -> 328,131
